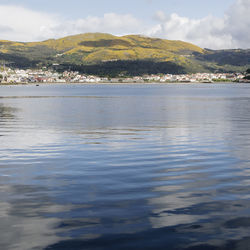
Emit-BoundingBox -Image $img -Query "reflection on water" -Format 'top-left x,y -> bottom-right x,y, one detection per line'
1,84 -> 250,249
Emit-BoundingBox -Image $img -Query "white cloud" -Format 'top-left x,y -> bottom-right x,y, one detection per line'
148,13 -> 235,49
149,0 -> 250,49
0,5 -> 60,41
224,0 -> 250,48
0,5 -> 142,42
51,13 -> 142,38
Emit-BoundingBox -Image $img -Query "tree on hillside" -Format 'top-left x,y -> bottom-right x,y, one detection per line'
0,74 -> 3,83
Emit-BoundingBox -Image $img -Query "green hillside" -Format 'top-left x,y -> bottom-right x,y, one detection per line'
0,33 -> 249,76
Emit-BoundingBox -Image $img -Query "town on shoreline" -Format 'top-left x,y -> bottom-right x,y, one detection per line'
0,67 -> 249,84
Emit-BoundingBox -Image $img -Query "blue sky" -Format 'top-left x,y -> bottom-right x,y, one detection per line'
0,0 -> 249,49
0,0 -> 234,19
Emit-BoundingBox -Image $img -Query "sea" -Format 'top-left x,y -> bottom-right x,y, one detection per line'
1,83 -> 250,250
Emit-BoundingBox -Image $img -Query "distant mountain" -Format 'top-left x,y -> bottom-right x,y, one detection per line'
0,33 -> 250,76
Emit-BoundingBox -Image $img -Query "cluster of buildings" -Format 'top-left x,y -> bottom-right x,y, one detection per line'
0,67 -> 246,84
0,68 -> 103,84
122,73 -> 245,83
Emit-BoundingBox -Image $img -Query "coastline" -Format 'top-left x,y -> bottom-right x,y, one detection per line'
0,81 -> 247,86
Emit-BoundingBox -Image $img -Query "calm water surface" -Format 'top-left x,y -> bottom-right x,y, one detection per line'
1,83 -> 250,250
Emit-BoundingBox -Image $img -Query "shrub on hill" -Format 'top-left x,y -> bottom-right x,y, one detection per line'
55,60 -> 186,77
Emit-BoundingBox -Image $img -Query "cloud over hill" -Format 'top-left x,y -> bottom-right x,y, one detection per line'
149,0 -> 250,49
0,0 -> 249,49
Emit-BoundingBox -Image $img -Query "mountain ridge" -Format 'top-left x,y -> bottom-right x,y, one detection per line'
0,33 -> 250,76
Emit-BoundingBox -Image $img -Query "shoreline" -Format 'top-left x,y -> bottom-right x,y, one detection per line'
0,81 -> 248,86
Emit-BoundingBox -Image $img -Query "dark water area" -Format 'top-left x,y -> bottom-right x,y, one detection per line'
1,83 -> 250,250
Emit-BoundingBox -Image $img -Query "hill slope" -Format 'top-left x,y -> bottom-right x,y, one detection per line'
0,33 -> 249,76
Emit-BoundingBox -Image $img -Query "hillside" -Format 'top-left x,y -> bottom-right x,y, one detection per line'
0,33 -> 249,76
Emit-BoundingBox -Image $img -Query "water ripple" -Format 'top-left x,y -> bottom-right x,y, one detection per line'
1,84 -> 250,249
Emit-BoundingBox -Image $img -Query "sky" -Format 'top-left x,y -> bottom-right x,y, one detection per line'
0,0 -> 249,49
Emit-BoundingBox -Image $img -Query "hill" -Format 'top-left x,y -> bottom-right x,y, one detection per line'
0,33 -> 249,76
